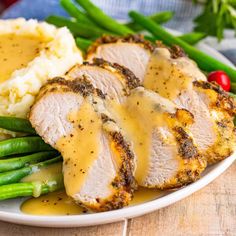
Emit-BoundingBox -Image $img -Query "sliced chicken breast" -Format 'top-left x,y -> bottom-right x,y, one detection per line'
67,58 -> 140,103
29,77 -> 136,212
191,80 -> 236,163
67,61 -> 206,189
88,35 -> 236,164
110,87 -> 206,188
144,48 -> 236,163
87,35 -> 154,80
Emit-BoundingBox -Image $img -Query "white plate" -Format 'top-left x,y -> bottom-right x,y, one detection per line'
0,33 -> 235,228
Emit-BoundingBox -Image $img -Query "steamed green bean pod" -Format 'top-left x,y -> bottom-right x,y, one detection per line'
0,136 -> 54,158
0,156 -> 62,186
178,32 -> 207,45
46,15 -> 111,38
76,37 -> 92,51
126,11 -> 173,32
75,0 -> 133,35
60,0 -> 96,26
0,151 -> 58,173
0,117 -> 36,134
145,32 -> 206,45
0,180 -> 63,200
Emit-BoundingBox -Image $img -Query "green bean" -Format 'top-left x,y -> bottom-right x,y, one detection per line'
0,156 -> 62,186
0,116 -> 36,134
229,92 -> 236,99
129,11 -> 236,82
145,32 -> 206,45
0,136 -> 53,158
178,32 -> 207,45
0,151 -> 58,173
231,82 -> 236,94
0,180 -> 63,200
0,183 -> 36,200
60,0 -> 96,27
150,11 -> 173,24
75,0 -> 133,35
126,11 -> 173,32
46,15 -> 111,38
76,37 -> 92,51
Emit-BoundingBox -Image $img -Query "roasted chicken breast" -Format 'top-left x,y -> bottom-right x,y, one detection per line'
87,35 -> 154,80
67,58 -> 140,103
88,35 -> 236,163
67,60 -> 206,189
111,87 -> 206,189
29,77 -> 136,212
144,48 -> 236,164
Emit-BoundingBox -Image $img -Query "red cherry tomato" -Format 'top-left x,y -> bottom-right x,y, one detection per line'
208,71 -> 231,92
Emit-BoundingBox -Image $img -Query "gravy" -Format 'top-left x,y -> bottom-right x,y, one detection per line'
0,34 -> 45,83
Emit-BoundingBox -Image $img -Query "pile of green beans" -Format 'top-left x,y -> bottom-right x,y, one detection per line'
0,116 -> 63,200
47,0 -> 207,53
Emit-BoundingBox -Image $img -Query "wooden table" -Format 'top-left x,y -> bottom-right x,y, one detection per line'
0,162 -> 235,236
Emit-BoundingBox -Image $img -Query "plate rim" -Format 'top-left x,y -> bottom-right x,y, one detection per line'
0,152 -> 235,228
0,27 -> 235,227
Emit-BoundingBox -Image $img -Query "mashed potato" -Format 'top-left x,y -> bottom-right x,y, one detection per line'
0,18 -> 83,138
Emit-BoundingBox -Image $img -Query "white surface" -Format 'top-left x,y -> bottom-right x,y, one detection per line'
0,35 -> 235,228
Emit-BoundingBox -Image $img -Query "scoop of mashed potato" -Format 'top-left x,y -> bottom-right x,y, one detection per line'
0,18 -> 83,138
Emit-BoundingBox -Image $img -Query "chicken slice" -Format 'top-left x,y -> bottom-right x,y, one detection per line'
110,87 -> 206,188
88,35 -> 236,164
29,77 -> 136,212
67,58 -> 140,103
87,35 -> 154,80
144,48 -> 236,163
67,61 -> 206,189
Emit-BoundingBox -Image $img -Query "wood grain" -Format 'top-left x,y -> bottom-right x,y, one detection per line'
0,163 -> 235,236
127,162 -> 236,236
0,221 -> 125,236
